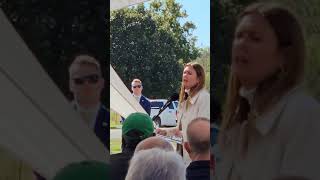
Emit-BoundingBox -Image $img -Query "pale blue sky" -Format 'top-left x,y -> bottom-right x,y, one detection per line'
144,0 -> 211,48
176,0 -> 210,48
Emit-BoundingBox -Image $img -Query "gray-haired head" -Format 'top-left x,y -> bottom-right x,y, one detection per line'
186,117 -> 210,154
125,148 -> 186,180
134,136 -> 174,154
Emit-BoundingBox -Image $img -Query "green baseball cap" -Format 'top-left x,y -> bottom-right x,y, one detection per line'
122,112 -> 154,140
53,161 -> 109,180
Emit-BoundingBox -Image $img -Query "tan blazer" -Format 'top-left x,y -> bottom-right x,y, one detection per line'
216,86 -> 320,180
177,88 -> 210,164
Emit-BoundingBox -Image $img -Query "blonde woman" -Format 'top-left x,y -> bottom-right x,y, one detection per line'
217,3 -> 320,180
157,62 -> 210,164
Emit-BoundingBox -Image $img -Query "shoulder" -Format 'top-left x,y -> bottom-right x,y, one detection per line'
277,89 -> 320,139
111,152 -> 132,162
141,96 -> 151,103
195,88 -> 210,106
286,90 -> 319,111
282,90 -> 320,122
99,105 -> 109,116
100,104 -> 108,111
198,88 -> 210,100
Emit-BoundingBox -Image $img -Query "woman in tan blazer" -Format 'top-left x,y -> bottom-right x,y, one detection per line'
217,2 -> 320,180
157,62 -> 210,164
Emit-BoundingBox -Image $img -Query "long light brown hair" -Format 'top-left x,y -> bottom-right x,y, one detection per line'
178,62 -> 206,104
220,3 -> 306,148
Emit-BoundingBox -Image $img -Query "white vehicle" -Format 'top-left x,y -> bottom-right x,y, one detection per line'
149,99 -> 178,127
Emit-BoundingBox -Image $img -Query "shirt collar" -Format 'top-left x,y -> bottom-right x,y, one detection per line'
133,94 -> 142,98
239,86 -> 256,106
73,101 -> 100,113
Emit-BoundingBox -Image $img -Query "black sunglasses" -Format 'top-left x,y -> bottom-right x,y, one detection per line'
132,85 -> 142,88
73,74 -> 100,85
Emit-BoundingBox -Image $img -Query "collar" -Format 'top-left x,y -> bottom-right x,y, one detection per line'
239,86 -> 256,106
133,94 -> 142,98
254,85 -> 302,135
73,101 -> 100,113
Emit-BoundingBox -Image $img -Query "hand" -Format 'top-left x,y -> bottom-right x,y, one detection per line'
156,128 -> 167,136
173,128 -> 182,138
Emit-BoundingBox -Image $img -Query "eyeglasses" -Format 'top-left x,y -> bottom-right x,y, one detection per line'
132,85 -> 142,88
73,74 -> 100,85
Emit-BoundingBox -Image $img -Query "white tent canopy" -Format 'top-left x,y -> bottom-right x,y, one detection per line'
110,65 -> 147,118
111,0 -> 149,11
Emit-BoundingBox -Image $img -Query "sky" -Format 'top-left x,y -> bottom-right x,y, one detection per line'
176,0 -> 210,48
144,0 -> 211,48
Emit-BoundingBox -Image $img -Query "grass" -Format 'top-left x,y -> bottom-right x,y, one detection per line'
110,138 -> 122,154
110,110 -> 122,129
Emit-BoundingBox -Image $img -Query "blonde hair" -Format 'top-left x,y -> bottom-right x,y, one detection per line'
220,3 -> 306,152
69,55 -> 101,76
132,79 -> 142,85
178,62 -> 206,104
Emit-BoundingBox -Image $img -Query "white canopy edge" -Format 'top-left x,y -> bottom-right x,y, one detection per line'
110,65 -> 147,118
111,0 -> 150,11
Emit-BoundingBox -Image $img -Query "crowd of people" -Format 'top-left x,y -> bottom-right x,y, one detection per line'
110,113 -> 210,180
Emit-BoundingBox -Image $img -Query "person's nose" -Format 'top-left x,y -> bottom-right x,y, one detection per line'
234,35 -> 249,52
183,73 -> 187,79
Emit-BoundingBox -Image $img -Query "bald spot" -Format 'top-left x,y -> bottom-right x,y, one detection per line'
187,118 -> 210,153
134,136 -> 174,154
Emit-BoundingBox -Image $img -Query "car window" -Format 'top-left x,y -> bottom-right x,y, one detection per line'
151,101 -> 164,109
168,102 -> 174,109
174,102 -> 178,109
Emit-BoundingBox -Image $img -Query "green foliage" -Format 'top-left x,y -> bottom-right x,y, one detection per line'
212,0 -> 251,103
111,0 -> 200,98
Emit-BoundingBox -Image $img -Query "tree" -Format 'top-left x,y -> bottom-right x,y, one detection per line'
0,0 -> 108,103
110,0 -> 200,98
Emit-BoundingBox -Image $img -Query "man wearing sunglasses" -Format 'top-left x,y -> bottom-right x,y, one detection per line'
69,54 -> 109,150
131,79 -> 151,115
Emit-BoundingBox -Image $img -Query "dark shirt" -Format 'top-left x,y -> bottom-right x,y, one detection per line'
94,105 -> 110,150
110,148 -> 135,180
186,160 -> 210,180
